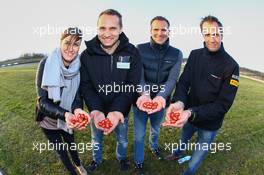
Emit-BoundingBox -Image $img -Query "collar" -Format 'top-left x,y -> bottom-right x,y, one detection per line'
150,37 -> 169,51
204,42 -> 225,55
100,40 -> 120,55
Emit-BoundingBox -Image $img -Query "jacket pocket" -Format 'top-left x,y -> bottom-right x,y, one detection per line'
163,59 -> 176,71
208,73 -> 222,90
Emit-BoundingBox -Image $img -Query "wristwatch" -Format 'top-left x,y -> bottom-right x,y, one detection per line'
188,108 -> 196,122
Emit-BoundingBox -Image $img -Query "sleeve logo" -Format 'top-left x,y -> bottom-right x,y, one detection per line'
230,79 -> 239,87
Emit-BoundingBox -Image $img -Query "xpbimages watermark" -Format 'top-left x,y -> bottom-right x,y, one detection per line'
32,141 -> 99,154
32,24 -> 97,38
164,140 -> 232,154
32,24 -> 232,38
98,83 -> 165,95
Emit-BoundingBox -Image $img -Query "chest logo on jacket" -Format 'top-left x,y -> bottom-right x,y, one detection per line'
117,56 -> 130,69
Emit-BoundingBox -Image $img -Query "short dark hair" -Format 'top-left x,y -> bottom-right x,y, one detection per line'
60,27 -> 82,42
150,16 -> 170,28
200,15 -> 223,31
98,9 -> 123,28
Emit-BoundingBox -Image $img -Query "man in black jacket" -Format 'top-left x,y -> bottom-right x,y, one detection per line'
133,16 -> 183,174
164,16 -> 239,175
72,9 -> 141,172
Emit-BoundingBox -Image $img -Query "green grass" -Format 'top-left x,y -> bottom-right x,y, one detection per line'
0,65 -> 264,175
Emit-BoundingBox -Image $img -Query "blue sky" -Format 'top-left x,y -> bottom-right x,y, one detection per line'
1,0 -> 264,72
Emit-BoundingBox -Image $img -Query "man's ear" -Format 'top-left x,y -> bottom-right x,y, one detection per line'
150,28 -> 153,36
119,28 -> 123,34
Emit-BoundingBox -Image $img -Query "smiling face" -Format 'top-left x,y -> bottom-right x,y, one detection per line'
151,20 -> 170,44
60,35 -> 81,65
97,14 -> 122,49
202,21 -> 223,52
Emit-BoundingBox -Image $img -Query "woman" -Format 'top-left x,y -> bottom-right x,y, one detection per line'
35,27 -> 88,175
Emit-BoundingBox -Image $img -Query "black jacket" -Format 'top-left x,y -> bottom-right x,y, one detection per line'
74,32 -> 141,117
35,58 -> 83,121
172,43 -> 239,130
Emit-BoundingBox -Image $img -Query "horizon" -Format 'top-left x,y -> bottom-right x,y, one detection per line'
1,0 -> 263,72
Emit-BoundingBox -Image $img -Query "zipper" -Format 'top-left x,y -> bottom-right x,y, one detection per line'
156,53 -> 163,84
111,55 -> 113,73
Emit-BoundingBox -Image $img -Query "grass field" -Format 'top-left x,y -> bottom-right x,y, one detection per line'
0,65 -> 263,175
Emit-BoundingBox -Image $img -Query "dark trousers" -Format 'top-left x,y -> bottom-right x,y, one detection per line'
42,128 -> 81,175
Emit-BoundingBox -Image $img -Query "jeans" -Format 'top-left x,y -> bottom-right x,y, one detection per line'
133,106 -> 165,164
42,128 -> 80,175
173,122 -> 218,175
90,116 -> 129,163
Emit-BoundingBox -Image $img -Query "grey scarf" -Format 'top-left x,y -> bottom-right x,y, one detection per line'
41,48 -> 80,134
